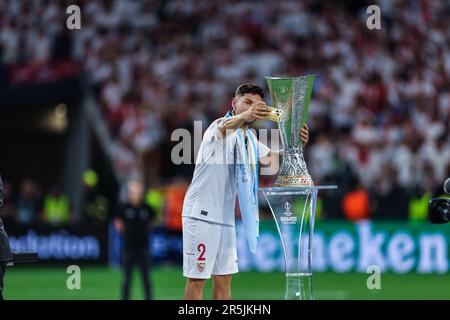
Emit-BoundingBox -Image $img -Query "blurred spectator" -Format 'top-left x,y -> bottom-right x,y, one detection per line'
342,178 -> 371,222
419,133 -> 450,183
163,176 -> 187,233
119,102 -> 165,187
0,178 -> 15,224
162,176 -> 188,264
372,165 -> 409,220
82,169 -> 110,224
408,189 -> 431,222
309,134 -> 336,181
145,187 -> 165,223
28,26 -> 51,65
112,137 -> 140,182
15,179 -> 41,224
42,185 -> 71,224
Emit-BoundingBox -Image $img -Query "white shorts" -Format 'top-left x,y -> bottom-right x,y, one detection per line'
182,217 -> 238,279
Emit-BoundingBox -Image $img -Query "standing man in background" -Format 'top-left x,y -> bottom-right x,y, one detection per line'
0,175 -> 13,300
114,178 -> 155,300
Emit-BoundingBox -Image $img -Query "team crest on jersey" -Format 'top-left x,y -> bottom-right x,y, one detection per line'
197,262 -> 206,273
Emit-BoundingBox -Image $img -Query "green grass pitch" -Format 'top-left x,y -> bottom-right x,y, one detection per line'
4,265 -> 450,300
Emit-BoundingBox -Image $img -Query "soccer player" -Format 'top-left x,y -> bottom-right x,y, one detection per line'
182,83 -> 309,300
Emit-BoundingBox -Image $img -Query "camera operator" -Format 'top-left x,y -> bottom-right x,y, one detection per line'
428,178 -> 450,224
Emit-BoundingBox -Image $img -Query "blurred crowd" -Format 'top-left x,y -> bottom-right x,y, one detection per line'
1,0 -> 450,222
0,177 -> 71,225
0,172 -> 188,232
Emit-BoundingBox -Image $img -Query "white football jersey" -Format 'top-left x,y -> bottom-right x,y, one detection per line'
181,117 -> 270,226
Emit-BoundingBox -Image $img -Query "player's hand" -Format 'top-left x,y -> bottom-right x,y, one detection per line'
301,123 -> 309,146
242,102 -> 271,123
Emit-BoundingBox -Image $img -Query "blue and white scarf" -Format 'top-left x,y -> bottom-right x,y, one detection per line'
225,111 -> 259,253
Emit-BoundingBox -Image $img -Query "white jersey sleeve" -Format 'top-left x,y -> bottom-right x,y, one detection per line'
182,117 -> 238,226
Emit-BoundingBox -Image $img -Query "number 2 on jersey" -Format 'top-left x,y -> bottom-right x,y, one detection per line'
197,243 -> 206,261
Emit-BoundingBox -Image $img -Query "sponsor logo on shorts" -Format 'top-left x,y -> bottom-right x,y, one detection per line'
197,262 -> 206,273
200,210 -> 208,216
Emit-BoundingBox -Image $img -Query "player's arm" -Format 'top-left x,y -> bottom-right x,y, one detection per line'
259,124 -> 309,167
217,103 -> 271,138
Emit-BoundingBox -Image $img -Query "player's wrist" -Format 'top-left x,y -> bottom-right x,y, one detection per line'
239,111 -> 252,124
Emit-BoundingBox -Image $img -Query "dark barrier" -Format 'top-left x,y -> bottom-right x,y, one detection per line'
6,223 -> 108,264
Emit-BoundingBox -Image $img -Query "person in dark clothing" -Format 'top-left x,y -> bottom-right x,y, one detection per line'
0,175 -> 13,300
114,178 -> 155,300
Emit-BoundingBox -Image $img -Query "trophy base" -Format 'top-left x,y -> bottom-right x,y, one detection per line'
274,175 -> 314,187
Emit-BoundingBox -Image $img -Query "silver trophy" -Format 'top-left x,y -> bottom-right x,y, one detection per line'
260,75 -> 337,300
265,75 -> 315,187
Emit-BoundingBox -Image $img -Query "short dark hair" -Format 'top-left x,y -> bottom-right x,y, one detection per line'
235,83 -> 264,99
